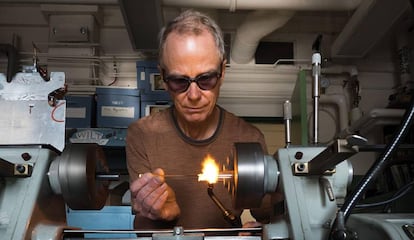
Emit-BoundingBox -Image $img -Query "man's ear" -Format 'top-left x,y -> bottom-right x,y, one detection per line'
162,81 -> 169,91
158,64 -> 168,91
157,64 -> 162,79
219,59 -> 227,86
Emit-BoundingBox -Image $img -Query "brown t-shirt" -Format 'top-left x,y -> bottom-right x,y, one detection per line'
126,106 -> 267,229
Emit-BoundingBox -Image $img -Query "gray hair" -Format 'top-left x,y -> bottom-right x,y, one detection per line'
158,9 -> 225,68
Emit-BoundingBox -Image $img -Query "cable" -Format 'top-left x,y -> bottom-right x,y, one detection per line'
51,101 -> 65,123
353,181 -> 414,209
108,60 -> 118,86
341,95 -> 414,219
382,181 -> 414,212
330,93 -> 414,239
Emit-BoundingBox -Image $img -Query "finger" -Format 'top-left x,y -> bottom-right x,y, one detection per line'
153,168 -> 164,175
143,190 -> 168,220
135,173 -> 165,200
141,183 -> 168,213
243,221 -> 262,228
130,172 -> 152,194
130,178 -> 160,214
149,190 -> 168,217
129,170 -> 167,218
131,199 -> 142,214
130,176 -> 151,214
152,168 -> 165,182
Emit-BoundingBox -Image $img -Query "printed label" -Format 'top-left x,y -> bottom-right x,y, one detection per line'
66,107 -> 86,118
101,106 -> 134,118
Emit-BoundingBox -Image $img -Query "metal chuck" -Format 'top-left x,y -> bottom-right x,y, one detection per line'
48,143 -> 111,210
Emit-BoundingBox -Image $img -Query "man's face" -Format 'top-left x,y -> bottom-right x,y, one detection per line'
161,31 -> 224,124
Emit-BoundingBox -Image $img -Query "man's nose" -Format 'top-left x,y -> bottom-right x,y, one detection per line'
186,82 -> 202,100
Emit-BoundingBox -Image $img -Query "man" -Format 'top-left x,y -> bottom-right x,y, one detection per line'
126,9 -> 268,230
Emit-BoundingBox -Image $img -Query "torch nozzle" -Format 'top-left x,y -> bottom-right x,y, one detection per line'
207,184 -> 241,227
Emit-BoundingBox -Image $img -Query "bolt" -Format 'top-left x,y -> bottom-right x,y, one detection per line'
173,227 -> 183,235
323,219 -> 332,229
80,27 -> 87,35
16,164 -> 26,174
21,152 -> 31,161
296,163 -> 306,172
294,151 -> 303,160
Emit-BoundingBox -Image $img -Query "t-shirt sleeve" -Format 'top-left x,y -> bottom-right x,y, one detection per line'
256,129 -> 268,155
126,122 -> 151,182
238,118 -> 269,155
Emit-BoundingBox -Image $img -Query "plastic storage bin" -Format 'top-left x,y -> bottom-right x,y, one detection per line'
96,87 -> 140,128
140,98 -> 171,117
66,206 -> 135,238
65,95 -> 95,128
136,60 -> 170,99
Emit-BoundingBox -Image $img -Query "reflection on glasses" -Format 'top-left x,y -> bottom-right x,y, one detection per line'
162,68 -> 222,93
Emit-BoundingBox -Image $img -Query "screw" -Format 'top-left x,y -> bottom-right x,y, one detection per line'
294,151 -> 303,160
15,164 -> 26,174
296,163 -> 306,172
80,27 -> 87,35
21,152 -> 31,161
173,227 -> 183,235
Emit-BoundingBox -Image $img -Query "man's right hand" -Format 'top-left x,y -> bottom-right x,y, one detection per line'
130,168 -> 180,221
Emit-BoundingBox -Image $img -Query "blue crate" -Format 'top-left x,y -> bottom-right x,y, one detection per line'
136,60 -> 170,99
96,87 -> 140,128
66,206 -> 135,239
140,99 -> 171,117
65,95 -> 95,128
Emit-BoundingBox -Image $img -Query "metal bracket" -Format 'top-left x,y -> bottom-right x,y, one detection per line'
0,157 -> 32,177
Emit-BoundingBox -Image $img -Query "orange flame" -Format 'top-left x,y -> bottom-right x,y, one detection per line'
198,154 -> 219,184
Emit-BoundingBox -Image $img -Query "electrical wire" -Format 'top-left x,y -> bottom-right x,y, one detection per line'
330,93 -> 414,239
382,181 -> 414,212
340,94 -> 414,220
353,181 -> 414,209
108,60 -> 118,86
51,101 -> 65,123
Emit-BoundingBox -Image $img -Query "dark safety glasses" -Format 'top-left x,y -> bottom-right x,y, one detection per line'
162,67 -> 223,93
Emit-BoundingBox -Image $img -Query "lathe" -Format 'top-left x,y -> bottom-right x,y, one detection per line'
1,68 -> 414,240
